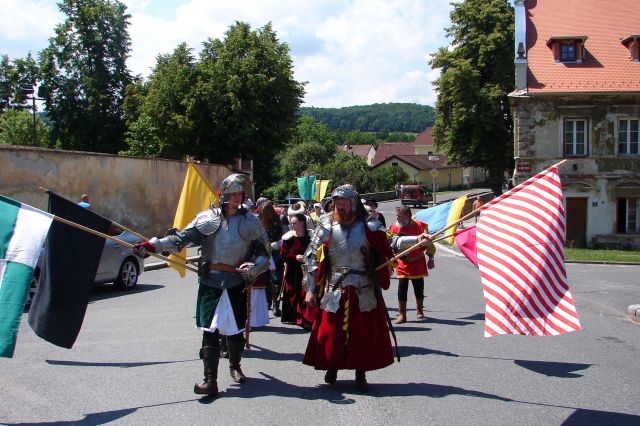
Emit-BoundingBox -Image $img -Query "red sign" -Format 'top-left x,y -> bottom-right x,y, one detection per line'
517,162 -> 532,172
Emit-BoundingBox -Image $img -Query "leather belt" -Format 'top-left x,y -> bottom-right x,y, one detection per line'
331,267 -> 367,276
208,262 -> 240,273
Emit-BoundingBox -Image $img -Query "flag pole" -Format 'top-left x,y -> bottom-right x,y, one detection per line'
376,160 -> 568,271
51,214 -> 199,273
38,186 -> 197,267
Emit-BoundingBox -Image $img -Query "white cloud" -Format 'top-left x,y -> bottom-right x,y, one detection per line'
0,0 -> 453,107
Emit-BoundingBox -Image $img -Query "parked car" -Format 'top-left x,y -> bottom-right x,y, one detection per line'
400,184 -> 433,208
25,225 -> 145,309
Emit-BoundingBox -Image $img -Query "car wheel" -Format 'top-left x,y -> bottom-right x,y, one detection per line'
114,257 -> 139,290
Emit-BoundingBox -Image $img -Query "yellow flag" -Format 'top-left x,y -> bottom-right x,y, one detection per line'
169,162 -> 218,277
443,194 -> 468,245
314,180 -> 331,201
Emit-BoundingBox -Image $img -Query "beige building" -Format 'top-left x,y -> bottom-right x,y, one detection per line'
509,0 -> 640,248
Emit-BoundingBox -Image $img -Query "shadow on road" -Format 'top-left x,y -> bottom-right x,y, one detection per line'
45,358 -> 197,368
88,283 -> 164,303
513,360 -> 592,378
242,344 -> 304,362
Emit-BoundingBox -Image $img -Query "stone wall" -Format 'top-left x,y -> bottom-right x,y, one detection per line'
0,145 -> 235,237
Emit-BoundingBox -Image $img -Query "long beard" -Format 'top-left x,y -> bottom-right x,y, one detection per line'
333,209 -> 354,224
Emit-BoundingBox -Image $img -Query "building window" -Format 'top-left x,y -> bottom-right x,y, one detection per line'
618,119 -> 639,156
391,162 -> 399,167
563,119 -> 588,157
547,36 -> 587,63
617,198 -> 640,233
560,41 -> 577,62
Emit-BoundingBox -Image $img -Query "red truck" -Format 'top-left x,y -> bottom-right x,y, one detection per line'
400,185 -> 433,208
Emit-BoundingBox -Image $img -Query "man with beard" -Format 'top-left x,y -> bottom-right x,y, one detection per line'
388,205 -> 436,323
133,173 -> 270,397
302,185 -> 431,391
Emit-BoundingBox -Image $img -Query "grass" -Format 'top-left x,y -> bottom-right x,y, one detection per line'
564,247 -> 640,263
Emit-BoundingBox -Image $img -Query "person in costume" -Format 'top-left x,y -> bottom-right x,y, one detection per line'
259,201 -> 284,316
133,173 -> 270,397
301,184 -> 431,391
271,213 -> 314,329
387,205 -> 436,323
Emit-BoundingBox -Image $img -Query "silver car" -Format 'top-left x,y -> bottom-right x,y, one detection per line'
26,225 -> 145,309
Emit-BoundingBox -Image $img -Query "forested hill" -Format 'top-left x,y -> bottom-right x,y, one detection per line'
298,103 -> 435,133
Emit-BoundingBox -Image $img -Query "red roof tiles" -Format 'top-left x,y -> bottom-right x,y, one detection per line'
526,0 -> 640,94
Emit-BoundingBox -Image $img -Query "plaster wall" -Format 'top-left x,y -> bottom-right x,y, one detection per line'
0,145 -> 234,237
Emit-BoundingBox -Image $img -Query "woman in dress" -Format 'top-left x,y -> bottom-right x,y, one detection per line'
272,213 -> 314,329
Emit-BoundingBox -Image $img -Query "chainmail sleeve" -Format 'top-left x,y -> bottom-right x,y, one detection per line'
302,216 -> 332,293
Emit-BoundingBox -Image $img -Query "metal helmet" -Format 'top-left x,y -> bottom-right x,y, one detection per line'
220,173 -> 247,203
331,184 -> 359,212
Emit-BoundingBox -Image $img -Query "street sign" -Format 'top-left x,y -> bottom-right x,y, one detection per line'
431,169 -> 438,177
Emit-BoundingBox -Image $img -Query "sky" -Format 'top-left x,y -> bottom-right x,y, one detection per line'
0,0 -> 455,108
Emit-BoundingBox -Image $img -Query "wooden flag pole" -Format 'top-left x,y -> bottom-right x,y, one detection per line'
51,214 -> 199,273
39,186 -> 197,267
376,160 -> 568,271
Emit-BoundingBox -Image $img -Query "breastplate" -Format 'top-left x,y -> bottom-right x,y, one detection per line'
326,221 -> 371,289
328,221 -> 369,271
202,215 -> 251,267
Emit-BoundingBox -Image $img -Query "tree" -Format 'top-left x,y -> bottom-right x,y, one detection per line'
39,0 -> 132,153
0,54 -> 39,113
122,43 -> 196,158
322,152 -> 374,193
430,0 -> 514,193
371,166 -> 410,192
0,109 -> 49,146
191,22 -> 305,187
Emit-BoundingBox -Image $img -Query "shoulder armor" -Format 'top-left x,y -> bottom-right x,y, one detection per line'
366,217 -> 386,232
191,208 -> 222,235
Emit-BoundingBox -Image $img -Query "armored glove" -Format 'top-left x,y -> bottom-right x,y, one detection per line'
427,256 -> 435,269
133,241 -> 156,258
237,262 -> 257,283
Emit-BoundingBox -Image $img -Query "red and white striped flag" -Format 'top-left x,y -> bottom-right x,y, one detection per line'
476,166 -> 581,336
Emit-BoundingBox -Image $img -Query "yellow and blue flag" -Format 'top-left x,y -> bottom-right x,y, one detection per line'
415,195 -> 467,244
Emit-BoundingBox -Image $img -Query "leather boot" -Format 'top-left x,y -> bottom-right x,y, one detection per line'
395,302 -> 407,324
228,337 -> 246,383
324,369 -> 338,384
416,297 -> 425,320
194,346 -> 219,396
355,370 -> 369,392
219,336 -> 229,359
273,286 -> 281,317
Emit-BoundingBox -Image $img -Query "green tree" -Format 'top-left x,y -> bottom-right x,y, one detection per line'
344,130 -> 377,146
0,54 -> 39,113
122,43 -> 196,158
371,166 -> 410,191
322,151 -> 374,193
191,22 -> 305,187
430,0 -> 514,193
39,0 -> 132,153
0,109 -> 49,146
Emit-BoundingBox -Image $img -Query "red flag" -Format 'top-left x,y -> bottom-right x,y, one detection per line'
476,167 -> 581,337
453,225 -> 478,267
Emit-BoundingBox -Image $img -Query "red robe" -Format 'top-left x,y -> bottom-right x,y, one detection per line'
303,224 -> 394,371
280,235 -> 315,327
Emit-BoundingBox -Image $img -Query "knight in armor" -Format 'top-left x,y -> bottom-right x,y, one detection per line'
301,185 -> 432,391
133,173 -> 270,397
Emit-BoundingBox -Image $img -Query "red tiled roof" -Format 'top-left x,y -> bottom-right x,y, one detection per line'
375,155 -> 452,170
338,144 -> 373,158
526,0 -> 640,94
371,143 -> 415,166
413,127 -> 434,146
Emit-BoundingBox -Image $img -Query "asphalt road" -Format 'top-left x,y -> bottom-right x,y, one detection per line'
1,239 -> 639,425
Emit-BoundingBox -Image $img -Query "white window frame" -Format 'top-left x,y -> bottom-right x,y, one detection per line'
623,198 -> 640,233
563,118 -> 588,157
617,117 -> 639,156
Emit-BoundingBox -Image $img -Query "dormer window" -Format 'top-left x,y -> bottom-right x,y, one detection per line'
621,35 -> 640,62
546,36 -> 588,63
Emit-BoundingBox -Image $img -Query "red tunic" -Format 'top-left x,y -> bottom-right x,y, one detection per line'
280,235 -> 315,327
388,219 -> 432,279
303,223 -> 394,371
